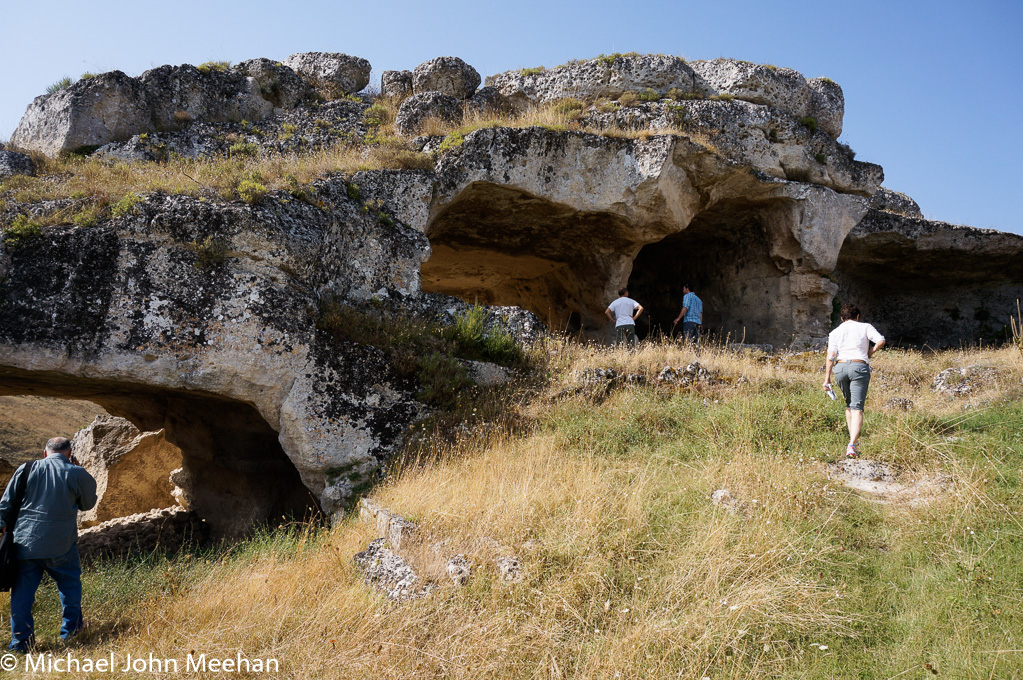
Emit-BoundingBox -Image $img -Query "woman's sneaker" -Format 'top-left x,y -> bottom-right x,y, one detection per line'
845,443 -> 858,459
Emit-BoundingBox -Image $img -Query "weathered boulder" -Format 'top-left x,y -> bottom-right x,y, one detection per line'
412,57 -> 481,99
139,64 -> 273,130
0,150 -> 35,179
869,187 -> 923,218
10,71 -> 151,156
834,210 -> 1023,347
381,70 -> 413,99
395,91 -> 461,136
932,366 -> 1002,397
234,58 -> 311,110
71,415 -> 183,526
463,86 -> 510,118
284,52 -> 371,98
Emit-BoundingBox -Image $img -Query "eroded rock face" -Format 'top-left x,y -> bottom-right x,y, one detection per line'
834,209 -> 1023,348
428,126 -> 871,345
381,70 -> 413,99
412,57 -> 481,99
234,58 -> 312,110
395,92 -> 461,136
0,186 -> 429,535
71,415 -> 183,526
0,150 -> 36,179
284,52 -> 371,98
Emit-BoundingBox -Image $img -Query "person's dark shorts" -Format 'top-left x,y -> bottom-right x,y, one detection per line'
834,361 -> 871,410
682,321 -> 700,342
615,324 -> 637,347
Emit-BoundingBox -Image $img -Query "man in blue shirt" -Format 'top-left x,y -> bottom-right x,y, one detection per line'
0,437 -> 97,652
672,284 -> 704,343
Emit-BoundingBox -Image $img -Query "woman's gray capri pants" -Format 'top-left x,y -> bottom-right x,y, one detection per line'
834,362 -> 871,411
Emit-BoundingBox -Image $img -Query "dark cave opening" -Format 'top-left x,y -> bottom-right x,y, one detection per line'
0,367 -> 318,538
628,200 -> 792,344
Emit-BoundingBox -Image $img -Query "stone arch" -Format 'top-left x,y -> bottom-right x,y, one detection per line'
0,367 -> 318,538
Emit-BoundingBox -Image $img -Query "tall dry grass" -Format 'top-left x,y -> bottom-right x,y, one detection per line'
9,340 -> 1022,678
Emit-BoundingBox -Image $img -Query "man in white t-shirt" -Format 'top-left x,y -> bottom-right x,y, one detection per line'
605,287 -> 644,347
823,303 -> 885,458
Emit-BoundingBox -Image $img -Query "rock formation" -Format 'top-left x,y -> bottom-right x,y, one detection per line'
71,415 -> 183,526
3,51 -> 1020,536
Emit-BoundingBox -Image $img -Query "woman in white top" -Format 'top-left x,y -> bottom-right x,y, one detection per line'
823,303 -> 885,458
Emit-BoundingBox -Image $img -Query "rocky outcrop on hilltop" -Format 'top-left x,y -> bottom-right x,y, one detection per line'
487,55 -> 844,137
9,52 -> 367,156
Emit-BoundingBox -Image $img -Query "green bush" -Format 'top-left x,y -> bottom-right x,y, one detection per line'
187,235 -> 228,268
416,353 -> 473,408
46,77 -> 74,94
1,214 -> 42,247
437,131 -> 466,154
709,93 -> 735,101
800,116 -> 819,132
111,192 -> 144,218
196,61 -> 230,74
617,91 -> 640,106
362,103 -> 391,128
552,98 -> 586,115
520,66 -> 546,77
637,88 -> 660,102
229,141 -> 259,157
814,152 -> 828,164
237,179 -> 268,205
595,52 -> 640,67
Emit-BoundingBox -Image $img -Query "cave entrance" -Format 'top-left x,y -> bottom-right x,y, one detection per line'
628,199 -> 795,345
422,182 -> 640,335
0,368 -> 318,538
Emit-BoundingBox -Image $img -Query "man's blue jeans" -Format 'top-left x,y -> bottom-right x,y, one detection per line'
8,544 -> 83,651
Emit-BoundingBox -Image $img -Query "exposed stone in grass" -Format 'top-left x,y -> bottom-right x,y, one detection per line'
931,365 -> 1002,397
884,397 -> 915,411
826,459 -> 952,505
353,538 -> 434,600
0,150 -> 35,179
78,506 -> 207,559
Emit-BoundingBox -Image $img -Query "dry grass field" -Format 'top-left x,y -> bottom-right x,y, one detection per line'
4,339 -> 1019,679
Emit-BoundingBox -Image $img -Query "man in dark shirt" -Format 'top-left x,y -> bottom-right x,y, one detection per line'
0,437 -> 97,652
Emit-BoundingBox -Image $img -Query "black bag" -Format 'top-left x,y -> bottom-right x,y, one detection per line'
0,460 -> 36,592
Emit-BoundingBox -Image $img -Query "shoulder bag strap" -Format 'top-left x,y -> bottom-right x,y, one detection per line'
5,460 -> 37,532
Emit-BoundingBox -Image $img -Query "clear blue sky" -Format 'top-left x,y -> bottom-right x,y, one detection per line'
2,0 -> 1020,234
